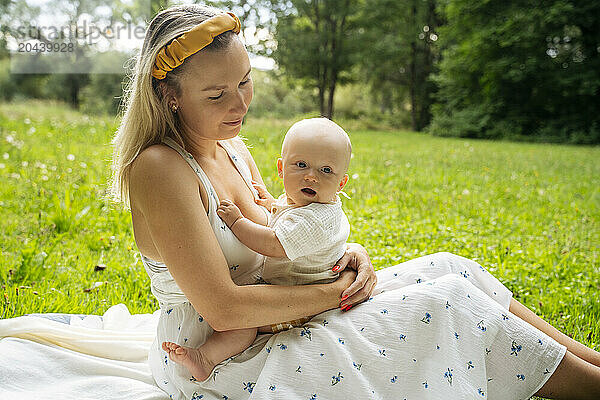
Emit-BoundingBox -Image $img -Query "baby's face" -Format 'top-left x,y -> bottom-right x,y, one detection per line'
278,119 -> 350,206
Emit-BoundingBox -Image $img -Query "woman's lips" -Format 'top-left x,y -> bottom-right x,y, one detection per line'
301,188 -> 316,196
223,118 -> 243,126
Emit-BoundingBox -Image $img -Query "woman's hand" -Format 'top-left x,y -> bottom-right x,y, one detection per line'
332,243 -> 377,311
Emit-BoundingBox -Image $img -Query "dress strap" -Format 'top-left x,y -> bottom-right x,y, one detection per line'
218,140 -> 260,200
161,137 -> 219,212
219,140 -> 271,221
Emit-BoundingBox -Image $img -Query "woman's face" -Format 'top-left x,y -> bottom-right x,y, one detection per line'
174,37 -> 253,141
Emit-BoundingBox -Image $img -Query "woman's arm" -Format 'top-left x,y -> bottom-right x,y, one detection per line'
129,145 -> 352,331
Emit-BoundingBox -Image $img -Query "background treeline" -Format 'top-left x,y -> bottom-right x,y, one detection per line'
1,0 -> 598,143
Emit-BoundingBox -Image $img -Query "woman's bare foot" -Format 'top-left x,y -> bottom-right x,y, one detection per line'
162,341 -> 215,382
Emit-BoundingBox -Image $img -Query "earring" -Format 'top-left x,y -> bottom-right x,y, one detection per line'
171,104 -> 178,113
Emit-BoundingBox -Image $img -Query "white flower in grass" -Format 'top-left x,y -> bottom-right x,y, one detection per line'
24,118 -> 31,124
29,127 -> 36,134
67,154 -> 75,161
3,153 -> 8,159
41,175 -> 49,181
22,161 -> 28,167
80,162 -> 87,168
0,163 -> 5,169
352,173 -> 359,180
462,189 -> 470,195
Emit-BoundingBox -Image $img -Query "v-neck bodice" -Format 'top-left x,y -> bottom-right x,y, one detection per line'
140,137 -> 266,306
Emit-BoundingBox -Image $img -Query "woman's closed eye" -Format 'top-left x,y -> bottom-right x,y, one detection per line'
208,79 -> 250,100
208,91 -> 224,100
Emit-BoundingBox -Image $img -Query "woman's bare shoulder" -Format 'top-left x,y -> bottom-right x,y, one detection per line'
129,144 -> 199,207
131,144 -> 193,182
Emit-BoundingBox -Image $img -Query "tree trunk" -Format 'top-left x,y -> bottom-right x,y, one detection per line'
325,73 -> 336,119
318,85 -> 326,116
409,0 -> 418,131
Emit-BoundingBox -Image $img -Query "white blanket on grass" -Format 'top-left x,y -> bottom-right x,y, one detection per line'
0,304 -> 169,400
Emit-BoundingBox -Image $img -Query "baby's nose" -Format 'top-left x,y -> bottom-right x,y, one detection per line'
304,172 -> 317,182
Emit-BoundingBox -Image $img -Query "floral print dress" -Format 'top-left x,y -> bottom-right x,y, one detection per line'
144,138 -> 566,400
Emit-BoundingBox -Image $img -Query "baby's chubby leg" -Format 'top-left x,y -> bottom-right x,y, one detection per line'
162,327 -> 258,382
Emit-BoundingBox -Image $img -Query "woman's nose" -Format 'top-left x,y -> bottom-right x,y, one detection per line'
230,89 -> 249,114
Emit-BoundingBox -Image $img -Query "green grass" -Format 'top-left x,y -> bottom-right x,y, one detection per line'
1,100 -> 598,353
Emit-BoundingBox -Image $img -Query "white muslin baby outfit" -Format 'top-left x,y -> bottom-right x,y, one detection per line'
261,193 -> 349,286
140,138 -> 566,400
0,136 -> 566,400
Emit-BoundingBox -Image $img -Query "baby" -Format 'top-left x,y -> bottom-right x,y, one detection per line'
163,118 -> 352,381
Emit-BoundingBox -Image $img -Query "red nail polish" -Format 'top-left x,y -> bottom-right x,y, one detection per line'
332,265 -> 340,272
341,295 -> 349,301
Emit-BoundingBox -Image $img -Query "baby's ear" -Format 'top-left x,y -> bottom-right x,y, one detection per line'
276,158 -> 283,178
338,174 -> 349,191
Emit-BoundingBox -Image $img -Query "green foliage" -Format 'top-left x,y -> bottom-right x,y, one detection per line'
249,69 -> 317,117
0,101 -> 598,357
430,0 -> 600,143
270,0 -> 364,118
358,0 -> 442,131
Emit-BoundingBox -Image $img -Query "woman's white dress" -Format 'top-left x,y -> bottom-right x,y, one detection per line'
142,138 -> 566,400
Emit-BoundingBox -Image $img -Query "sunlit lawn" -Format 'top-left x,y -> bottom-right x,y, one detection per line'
1,100 -> 598,354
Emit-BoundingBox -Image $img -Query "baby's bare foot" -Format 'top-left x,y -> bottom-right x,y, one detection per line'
162,341 -> 215,382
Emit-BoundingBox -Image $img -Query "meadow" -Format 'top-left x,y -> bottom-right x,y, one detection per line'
0,101 -> 598,352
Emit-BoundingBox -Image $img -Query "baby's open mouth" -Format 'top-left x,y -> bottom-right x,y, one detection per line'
301,188 -> 316,196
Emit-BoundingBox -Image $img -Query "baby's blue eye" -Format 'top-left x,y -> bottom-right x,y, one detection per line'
296,161 -> 307,168
321,166 -> 332,174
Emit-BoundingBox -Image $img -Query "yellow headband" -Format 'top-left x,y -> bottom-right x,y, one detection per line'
151,12 -> 241,80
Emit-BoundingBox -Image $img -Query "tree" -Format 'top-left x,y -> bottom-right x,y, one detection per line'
359,0 -> 442,131
430,0 -> 600,143
270,0 -> 363,119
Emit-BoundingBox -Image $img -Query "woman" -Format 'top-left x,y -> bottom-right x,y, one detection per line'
111,4 -> 600,399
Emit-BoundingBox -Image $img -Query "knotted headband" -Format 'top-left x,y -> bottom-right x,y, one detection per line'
151,12 -> 241,80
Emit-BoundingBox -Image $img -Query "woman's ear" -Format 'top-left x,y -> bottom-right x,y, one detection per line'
338,174 -> 349,191
276,158 -> 283,178
157,81 -> 178,109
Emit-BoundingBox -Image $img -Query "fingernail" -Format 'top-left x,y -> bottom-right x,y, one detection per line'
340,305 -> 348,311
332,265 -> 340,272
341,295 -> 349,301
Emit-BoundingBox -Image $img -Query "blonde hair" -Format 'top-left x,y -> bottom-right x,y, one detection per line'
110,4 -> 237,208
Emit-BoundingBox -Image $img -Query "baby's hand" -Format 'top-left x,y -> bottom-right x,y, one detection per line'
217,199 -> 244,228
252,180 -> 276,211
